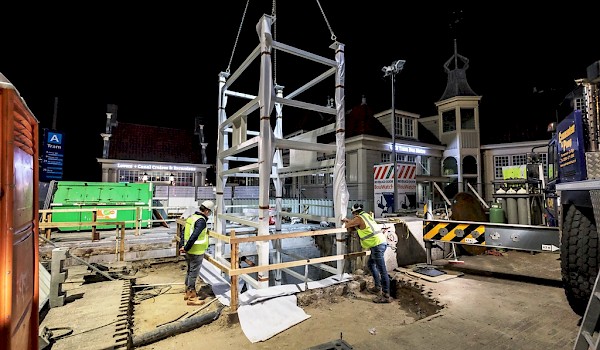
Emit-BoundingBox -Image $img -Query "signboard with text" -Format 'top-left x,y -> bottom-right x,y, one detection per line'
40,129 -> 64,182
373,162 -> 416,218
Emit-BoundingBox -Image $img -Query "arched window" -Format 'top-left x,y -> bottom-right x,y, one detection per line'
442,157 -> 458,176
462,155 -> 478,175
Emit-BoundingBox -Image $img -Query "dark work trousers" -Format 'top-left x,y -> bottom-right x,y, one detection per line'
368,243 -> 390,294
185,253 -> 204,291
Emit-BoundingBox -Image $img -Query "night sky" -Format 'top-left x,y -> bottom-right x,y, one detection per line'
1,2 -> 598,181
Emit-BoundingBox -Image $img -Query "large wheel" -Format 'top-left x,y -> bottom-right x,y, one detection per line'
561,204 -> 600,316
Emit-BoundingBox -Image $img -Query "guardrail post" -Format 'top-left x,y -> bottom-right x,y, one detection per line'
230,229 -> 238,313
135,206 -> 141,236
92,209 -> 99,241
119,223 -> 126,261
44,212 -> 52,240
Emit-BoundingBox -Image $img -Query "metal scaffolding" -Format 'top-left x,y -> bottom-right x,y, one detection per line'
215,14 -> 349,289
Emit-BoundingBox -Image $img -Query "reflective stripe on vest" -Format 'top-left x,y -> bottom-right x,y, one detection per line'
356,212 -> 385,249
184,214 -> 208,254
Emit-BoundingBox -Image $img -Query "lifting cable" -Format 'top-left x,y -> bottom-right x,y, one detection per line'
226,0 -> 250,74
315,0 -> 337,42
226,0 -> 337,78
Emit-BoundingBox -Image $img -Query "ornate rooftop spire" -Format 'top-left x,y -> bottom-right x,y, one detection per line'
439,38 -> 477,101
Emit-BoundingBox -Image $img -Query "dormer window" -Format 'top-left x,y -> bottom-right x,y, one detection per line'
460,108 -> 476,129
394,115 -> 416,139
442,109 -> 456,132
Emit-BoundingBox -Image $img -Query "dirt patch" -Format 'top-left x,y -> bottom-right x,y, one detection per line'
128,261 -> 445,349
293,271 -> 444,322
392,276 -> 444,319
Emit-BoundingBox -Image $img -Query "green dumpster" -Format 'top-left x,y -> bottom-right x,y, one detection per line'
50,181 -> 153,232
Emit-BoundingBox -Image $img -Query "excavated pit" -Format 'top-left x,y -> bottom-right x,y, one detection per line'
296,270 -> 444,320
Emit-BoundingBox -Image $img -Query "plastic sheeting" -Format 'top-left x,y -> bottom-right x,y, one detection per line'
199,260 -> 352,343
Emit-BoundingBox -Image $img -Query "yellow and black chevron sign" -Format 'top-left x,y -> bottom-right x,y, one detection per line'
423,221 -> 486,245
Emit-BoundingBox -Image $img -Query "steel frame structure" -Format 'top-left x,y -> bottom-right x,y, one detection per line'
215,14 -> 349,289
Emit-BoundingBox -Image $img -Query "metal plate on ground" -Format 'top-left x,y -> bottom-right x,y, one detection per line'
413,266 -> 446,277
308,338 -> 353,350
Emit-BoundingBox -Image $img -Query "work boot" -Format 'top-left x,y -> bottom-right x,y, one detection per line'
186,290 -> 205,306
367,286 -> 381,295
187,297 -> 205,306
373,293 -> 392,304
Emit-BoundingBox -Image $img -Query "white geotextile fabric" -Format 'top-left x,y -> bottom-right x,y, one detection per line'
238,295 -> 309,343
198,259 -> 234,306
238,273 -> 352,343
199,260 -> 353,343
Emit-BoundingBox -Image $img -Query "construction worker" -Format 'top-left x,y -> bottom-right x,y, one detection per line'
342,203 -> 391,303
180,200 -> 214,306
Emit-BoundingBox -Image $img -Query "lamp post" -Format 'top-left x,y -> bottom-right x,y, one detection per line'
382,59 -> 406,213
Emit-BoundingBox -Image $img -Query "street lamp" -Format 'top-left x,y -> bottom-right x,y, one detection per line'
382,59 -> 406,213
169,173 -> 176,186
142,172 -> 148,183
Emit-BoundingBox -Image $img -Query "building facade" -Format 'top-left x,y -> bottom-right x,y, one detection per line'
96,109 -> 212,188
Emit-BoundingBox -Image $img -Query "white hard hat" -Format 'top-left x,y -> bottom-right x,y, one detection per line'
201,200 -> 215,211
351,203 -> 364,213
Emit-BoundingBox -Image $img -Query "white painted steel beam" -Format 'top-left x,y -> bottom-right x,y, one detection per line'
272,40 -> 337,67
274,138 -> 337,153
219,136 -> 259,159
273,96 -> 336,115
222,163 -> 260,176
224,44 -> 261,90
284,68 -> 336,100
220,214 -> 260,229
219,97 -> 260,131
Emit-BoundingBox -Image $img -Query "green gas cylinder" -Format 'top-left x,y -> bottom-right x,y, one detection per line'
489,203 -> 505,223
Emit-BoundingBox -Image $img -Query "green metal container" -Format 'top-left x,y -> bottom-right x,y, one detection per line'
50,181 -> 153,231
489,204 -> 505,223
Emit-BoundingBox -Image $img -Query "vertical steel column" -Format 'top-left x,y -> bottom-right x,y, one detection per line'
273,85 -> 284,285
332,42 -> 349,275
256,15 -> 276,288
216,71 -> 230,259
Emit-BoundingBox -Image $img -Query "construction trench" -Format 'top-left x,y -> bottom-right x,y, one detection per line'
38,227 -> 445,349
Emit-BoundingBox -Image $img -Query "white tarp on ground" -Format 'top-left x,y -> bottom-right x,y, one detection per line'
199,260 -> 352,343
238,295 -> 309,343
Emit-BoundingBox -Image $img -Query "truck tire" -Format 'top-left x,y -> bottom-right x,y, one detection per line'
561,204 -> 599,316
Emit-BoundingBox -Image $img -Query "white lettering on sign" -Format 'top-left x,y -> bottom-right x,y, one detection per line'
464,238 -> 477,244
116,163 -> 197,171
388,144 -> 427,154
173,166 -> 196,171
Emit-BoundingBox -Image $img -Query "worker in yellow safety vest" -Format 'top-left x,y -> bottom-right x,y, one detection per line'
180,200 -> 214,306
342,203 -> 391,303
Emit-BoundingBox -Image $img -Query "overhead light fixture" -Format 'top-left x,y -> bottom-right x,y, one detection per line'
382,59 -> 406,213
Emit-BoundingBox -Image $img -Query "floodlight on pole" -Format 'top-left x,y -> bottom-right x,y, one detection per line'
382,59 -> 406,213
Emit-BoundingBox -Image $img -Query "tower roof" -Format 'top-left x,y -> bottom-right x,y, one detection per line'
439,39 -> 477,101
